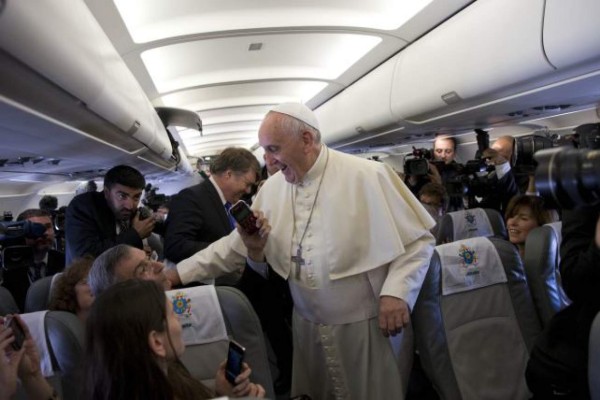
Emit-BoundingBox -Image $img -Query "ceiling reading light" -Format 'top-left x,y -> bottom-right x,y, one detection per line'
248,43 -> 263,51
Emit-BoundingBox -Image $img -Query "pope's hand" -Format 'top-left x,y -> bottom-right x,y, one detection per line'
238,210 -> 270,262
378,296 -> 410,337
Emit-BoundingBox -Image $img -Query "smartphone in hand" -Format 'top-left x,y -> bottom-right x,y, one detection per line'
228,200 -> 259,234
225,340 -> 246,384
3,316 -> 26,351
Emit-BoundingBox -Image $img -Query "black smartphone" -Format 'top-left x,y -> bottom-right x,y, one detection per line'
3,316 -> 26,351
228,200 -> 259,234
225,340 -> 246,384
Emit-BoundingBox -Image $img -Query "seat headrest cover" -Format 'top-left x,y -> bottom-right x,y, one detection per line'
20,311 -> 53,377
437,237 -> 508,295
166,285 -> 227,345
270,102 -> 319,130
449,208 -> 493,240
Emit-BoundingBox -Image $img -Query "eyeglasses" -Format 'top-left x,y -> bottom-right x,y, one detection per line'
133,261 -> 152,277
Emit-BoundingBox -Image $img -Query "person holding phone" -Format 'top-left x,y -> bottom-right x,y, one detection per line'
168,103 -> 436,399
65,165 -> 156,265
83,279 -> 265,400
0,315 -> 58,400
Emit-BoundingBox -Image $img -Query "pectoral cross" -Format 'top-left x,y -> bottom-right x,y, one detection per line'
291,246 -> 305,279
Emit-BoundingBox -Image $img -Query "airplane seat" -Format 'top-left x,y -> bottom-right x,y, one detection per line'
589,311 -> 600,399
523,222 -> 571,328
175,285 -> 275,399
412,236 -> 541,400
435,208 -> 507,244
25,273 -> 62,312
12,311 -> 84,400
44,311 -> 85,400
0,285 -> 19,315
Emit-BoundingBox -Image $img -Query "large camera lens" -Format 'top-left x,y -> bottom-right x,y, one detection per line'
535,148 -> 600,209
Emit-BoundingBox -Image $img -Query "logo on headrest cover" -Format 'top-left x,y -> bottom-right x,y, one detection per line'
458,244 -> 480,277
171,291 -> 192,319
464,211 -> 478,232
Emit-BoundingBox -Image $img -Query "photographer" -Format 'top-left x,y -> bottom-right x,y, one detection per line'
525,129 -> 600,399
472,135 -> 519,216
404,136 -> 462,211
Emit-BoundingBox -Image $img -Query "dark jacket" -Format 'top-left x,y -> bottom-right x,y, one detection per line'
163,179 -> 232,264
65,191 -> 143,265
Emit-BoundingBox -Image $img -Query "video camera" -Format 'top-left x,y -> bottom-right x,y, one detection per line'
0,220 -> 47,273
142,183 -> 170,212
535,123 -> 600,209
403,147 -> 444,176
403,147 -> 432,176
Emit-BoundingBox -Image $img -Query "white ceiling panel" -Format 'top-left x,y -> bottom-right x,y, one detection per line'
160,81 -> 328,111
142,33 -> 382,93
114,0 -> 433,43
80,0 -> 474,159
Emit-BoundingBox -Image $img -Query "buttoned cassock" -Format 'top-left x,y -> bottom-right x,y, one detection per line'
177,146 -> 435,399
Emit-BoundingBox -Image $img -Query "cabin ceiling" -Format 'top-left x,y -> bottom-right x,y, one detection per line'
84,0 -> 473,158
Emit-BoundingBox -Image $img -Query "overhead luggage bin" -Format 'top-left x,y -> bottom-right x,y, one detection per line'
390,0 -> 554,123
0,1 -> 174,162
543,0 -> 600,71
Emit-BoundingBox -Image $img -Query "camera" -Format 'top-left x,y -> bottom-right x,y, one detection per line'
535,147 -> 600,209
513,135 -> 555,175
404,147 -> 434,176
142,184 -> 170,212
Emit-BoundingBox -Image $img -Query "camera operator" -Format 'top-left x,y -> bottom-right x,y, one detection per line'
473,135 -> 519,216
433,135 -> 465,211
16,209 -> 65,282
404,135 -> 463,211
526,126 -> 600,399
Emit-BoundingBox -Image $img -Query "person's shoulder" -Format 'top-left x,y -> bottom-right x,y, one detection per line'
68,190 -> 103,208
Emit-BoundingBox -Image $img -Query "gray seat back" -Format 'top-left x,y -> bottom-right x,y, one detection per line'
45,311 -> 85,400
180,286 -> 274,399
523,222 -> 570,328
0,285 -> 19,315
25,273 -> 62,312
413,237 -> 541,400
590,311 -> 600,399
435,208 -> 507,244
13,311 -> 84,400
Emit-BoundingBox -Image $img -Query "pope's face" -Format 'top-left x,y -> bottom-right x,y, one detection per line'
258,113 -> 313,184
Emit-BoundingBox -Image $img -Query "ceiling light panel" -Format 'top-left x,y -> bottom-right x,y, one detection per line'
200,105 -> 273,125
202,122 -> 262,136
114,0 -> 433,43
158,81 -> 328,111
142,33 -> 381,94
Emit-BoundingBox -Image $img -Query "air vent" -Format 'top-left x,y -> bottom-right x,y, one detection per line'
248,43 -> 263,51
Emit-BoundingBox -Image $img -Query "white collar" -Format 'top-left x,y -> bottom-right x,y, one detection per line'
298,145 -> 327,186
209,175 -> 227,205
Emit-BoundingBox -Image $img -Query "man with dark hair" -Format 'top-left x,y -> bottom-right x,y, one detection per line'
38,195 -> 58,212
16,208 -> 65,280
65,165 -> 155,265
164,147 -> 260,265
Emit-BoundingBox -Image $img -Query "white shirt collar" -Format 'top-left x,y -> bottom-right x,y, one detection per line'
209,175 -> 227,205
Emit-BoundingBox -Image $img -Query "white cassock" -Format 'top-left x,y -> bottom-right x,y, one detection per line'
177,145 -> 435,400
